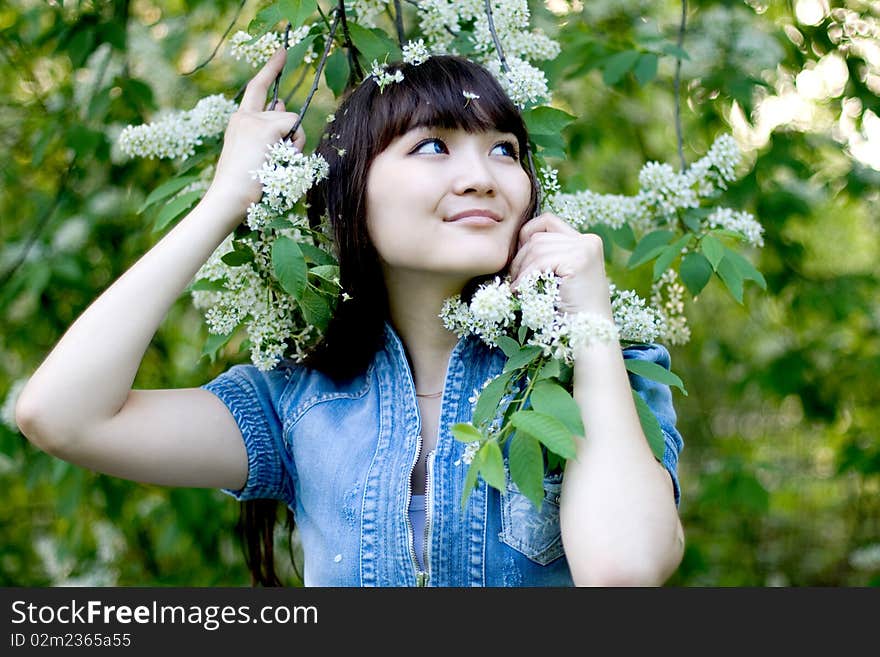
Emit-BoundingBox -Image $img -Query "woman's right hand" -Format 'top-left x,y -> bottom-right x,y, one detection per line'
206,47 -> 307,218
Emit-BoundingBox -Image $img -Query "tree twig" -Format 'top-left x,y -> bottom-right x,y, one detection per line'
674,0 -> 688,171
393,0 -> 405,47
337,0 -> 364,84
483,0 -> 541,214
286,8 -> 342,140
270,23 -> 293,109
283,65 -> 310,104
182,0 -> 247,75
0,163 -> 75,289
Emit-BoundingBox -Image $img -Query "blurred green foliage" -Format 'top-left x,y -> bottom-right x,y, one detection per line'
1,0 -> 878,586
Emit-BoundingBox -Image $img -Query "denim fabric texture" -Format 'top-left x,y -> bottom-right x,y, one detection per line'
201,321 -> 684,586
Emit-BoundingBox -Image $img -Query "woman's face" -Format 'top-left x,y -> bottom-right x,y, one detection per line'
365,125 -> 532,281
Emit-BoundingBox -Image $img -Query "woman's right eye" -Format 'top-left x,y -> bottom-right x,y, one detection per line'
412,138 -> 448,155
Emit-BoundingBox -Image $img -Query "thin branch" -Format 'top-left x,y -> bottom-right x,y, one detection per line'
286,8 -> 342,140
483,0 -> 541,214
283,65 -> 310,105
674,0 -> 688,171
393,0 -> 405,47
270,23 -> 293,109
0,164 -> 74,289
182,0 -> 247,75
337,0 -> 364,84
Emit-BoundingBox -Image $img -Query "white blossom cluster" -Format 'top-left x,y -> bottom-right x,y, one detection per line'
402,39 -> 431,66
549,189 -> 649,231
350,0 -> 390,28
186,137 -> 330,370
415,0 -> 559,107
229,30 -> 281,67
118,94 -> 237,160
192,224 -> 318,370
549,134 -> 760,245
609,283 -> 664,344
707,207 -> 765,247
650,269 -> 691,346
228,27 -> 314,68
370,60 -> 405,92
440,270 -> 624,365
249,140 -> 330,219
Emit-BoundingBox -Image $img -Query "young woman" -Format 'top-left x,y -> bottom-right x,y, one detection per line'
16,50 -> 684,587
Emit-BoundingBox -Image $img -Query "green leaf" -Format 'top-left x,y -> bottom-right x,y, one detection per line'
679,251 -> 713,297
628,230 -> 674,269
249,0 -> 314,34
285,34 -> 315,68
632,391 -> 666,461
348,22 -> 401,66
536,358 -> 560,381
611,223 -> 636,250
652,234 -> 691,281
721,246 -> 767,290
508,433 -> 545,509
220,249 -> 254,266
529,380 -> 585,436
299,242 -> 336,265
659,43 -> 690,60
460,460 -> 480,509
139,175 -> 199,214
299,285 -> 333,330
634,53 -> 658,85
700,234 -> 724,270
473,371 -> 514,428
308,264 -> 339,283
264,217 -> 295,230
153,190 -> 202,232
510,410 -> 576,459
602,50 -> 640,85
517,323 -> 528,343
587,224 -> 614,261
624,359 -> 688,396
200,331 -> 235,364
522,106 -> 577,135
324,48 -> 349,97
272,236 -> 307,300
189,278 -> 228,292
496,335 -> 520,358
480,441 -> 506,491
451,422 -> 484,443
716,255 -> 744,304
530,131 -> 567,158
502,345 -> 544,373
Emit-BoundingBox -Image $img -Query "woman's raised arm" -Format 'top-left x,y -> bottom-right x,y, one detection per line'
15,48 -> 304,490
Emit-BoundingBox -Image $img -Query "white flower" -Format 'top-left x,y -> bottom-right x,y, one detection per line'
370,60 -> 404,92
486,57 -> 550,108
403,39 -> 431,66
707,207 -> 765,247
118,94 -> 237,160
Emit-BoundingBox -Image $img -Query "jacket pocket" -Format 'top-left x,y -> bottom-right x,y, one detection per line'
499,469 -> 565,566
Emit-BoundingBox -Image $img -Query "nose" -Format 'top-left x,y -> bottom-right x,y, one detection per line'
451,147 -> 495,197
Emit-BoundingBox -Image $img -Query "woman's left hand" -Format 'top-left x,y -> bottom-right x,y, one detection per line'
509,212 -> 613,317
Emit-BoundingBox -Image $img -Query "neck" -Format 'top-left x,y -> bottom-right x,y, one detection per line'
384,269 -> 468,396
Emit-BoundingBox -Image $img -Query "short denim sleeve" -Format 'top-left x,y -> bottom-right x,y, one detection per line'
622,343 -> 685,506
201,364 -> 295,506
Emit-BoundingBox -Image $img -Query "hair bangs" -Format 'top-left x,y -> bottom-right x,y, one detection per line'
366,57 -> 529,160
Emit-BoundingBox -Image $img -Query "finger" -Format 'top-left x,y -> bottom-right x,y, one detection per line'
517,212 -> 576,248
240,48 -> 288,112
267,98 -> 285,112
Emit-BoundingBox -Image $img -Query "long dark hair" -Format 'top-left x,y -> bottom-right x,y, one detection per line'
240,55 -> 539,586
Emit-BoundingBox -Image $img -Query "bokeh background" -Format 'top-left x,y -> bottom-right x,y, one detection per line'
1,0 -> 878,586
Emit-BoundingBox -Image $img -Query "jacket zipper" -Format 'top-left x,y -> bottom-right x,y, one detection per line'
406,434 -> 432,586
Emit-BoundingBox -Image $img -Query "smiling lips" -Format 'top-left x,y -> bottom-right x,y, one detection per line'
444,209 -> 502,223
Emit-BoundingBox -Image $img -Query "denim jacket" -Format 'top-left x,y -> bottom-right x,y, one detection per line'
202,321 -> 684,587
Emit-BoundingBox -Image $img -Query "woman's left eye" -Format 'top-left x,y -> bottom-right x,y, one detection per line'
491,141 -> 519,159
